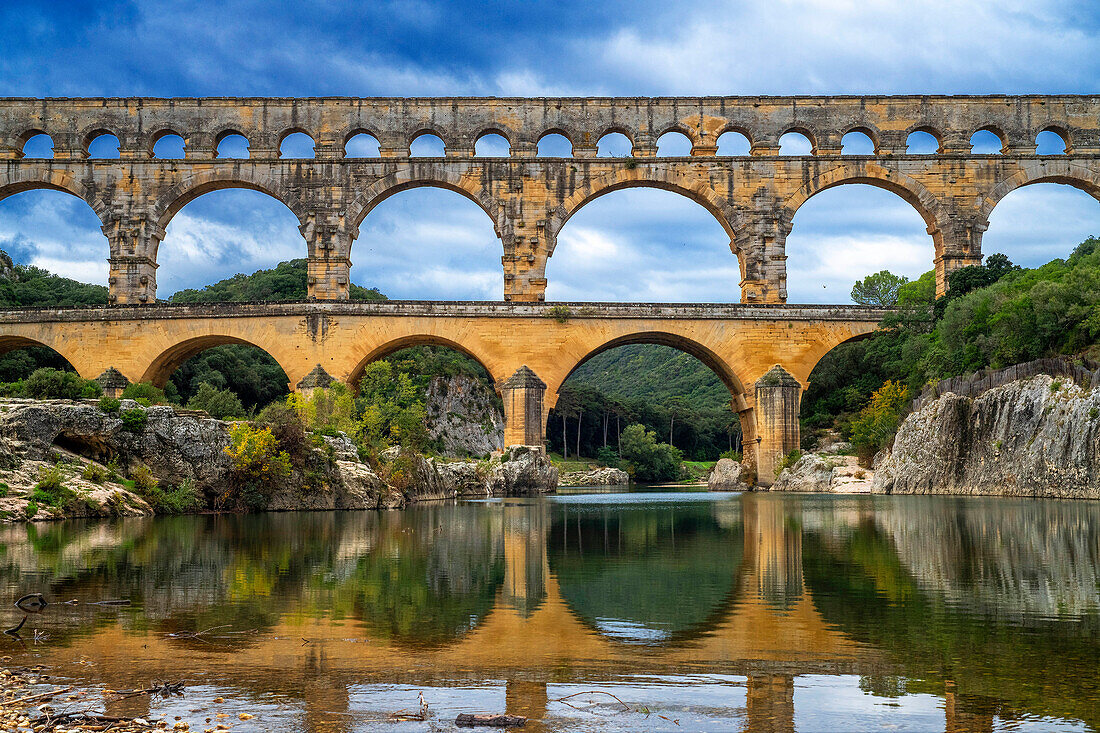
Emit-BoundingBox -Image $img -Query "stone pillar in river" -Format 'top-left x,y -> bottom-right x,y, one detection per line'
754,365 -> 802,485
745,674 -> 795,733
501,366 -> 547,447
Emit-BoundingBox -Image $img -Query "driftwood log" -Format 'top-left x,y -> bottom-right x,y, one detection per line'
455,713 -> 528,727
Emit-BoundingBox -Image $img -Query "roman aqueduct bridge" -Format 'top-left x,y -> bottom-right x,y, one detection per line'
0,96 -> 1097,480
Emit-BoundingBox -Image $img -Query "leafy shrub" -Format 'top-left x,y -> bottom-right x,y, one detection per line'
129,463 -> 158,492
0,481 -> 8,497
23,368 -> 101,400
35,462 -> 66,493
222,423 -> 291,510
32,463 -> 81,510
848,381 -> 910,465
619,423 -> 682,482
25,501 -> 37,517
105,456 -> 122,482
121,381 -> 166,404
258,401 -> 310,469
82,462 -> 107,483
776,449 -> 802,477
186,382 -> 245,419
127,465 -> 201,514
120,408 -> 148,433
595,446 -> 620,467
719,450 -> 743,462
99,396 -> 121,413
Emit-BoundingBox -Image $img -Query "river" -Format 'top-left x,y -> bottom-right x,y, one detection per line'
1,490 -> 1098,732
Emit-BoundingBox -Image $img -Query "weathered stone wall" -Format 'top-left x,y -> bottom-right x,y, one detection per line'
1,96 -> 1097,303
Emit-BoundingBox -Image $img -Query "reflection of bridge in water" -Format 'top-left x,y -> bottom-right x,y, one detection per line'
16,495 -> 1051,733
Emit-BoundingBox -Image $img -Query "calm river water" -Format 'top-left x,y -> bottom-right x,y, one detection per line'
1,490 -> 1098,732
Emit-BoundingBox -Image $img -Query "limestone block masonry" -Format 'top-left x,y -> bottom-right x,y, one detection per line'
0,301 -> 888,485
1,96 -> 1098,303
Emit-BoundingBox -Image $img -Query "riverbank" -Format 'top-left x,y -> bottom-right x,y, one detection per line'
714,373 -> 1100,498
0,398 -> 556,523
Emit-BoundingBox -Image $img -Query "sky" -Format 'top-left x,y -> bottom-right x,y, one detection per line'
2,0 -> 1100,303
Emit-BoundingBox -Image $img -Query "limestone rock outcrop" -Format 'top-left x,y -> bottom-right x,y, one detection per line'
873,375 -> 1100,498
425,374 -> 505,458
559,467 -> 630,487
771,454 -> 873,493
708,458 -> 751,491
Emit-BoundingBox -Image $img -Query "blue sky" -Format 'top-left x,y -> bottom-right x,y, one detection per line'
2,0 -> 1099,302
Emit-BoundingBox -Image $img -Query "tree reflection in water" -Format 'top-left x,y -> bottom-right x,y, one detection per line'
0,494 -> 1096,731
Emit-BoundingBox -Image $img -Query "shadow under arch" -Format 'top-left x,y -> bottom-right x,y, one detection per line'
343,171 -> 502,234
545,171 -> 743,256
547,498 -> 745,646
554,331 -> 747,401
140,335 -> 291,390
0,335 -> 79,377
345,334 -> 499,391
152,171 -> 308,231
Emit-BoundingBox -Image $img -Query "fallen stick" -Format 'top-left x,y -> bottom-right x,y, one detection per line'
3,685 -> 74,706
455,713 -> 527,728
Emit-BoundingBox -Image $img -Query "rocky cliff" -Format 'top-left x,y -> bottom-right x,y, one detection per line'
0,398 -> 555,522
424,374 -> 505,458
874,374 -> 1100,498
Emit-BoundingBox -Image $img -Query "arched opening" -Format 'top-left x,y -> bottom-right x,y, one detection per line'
970,128 -> 1003,154
144,336 -> 290,416
348,341 -> 502,458
86,133 -> 120,159
0,338 -> 78,385
0,188 -> 109,289
841,130 -> 876,155
344,132 -> 381,158
545,187 -> 738,302
716,130 -> 751,156
474,132 -> 510,157
351,186 -> 502,300
984,182 -> 1100,269
166,342 -> 290,415
656,131 -> 692,157
152,133 -> 185,159
779,131 -> 814,156
799,332 -> 889,452
537,132 -> 572,157
158,188 -> 306,296
20,133 -> 53,159
215,132 -> 250,159
597,132 -> 632,157
549,338 -> 743,466
1035,129 -> 1068,155
905,129 -> 941,154
409,132 -> 445,157
785,183 -> 933,303
279,131 -> 316,159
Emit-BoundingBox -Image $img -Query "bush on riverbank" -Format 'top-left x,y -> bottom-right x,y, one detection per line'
619,423 -> 682,482
0,368 -> 101,400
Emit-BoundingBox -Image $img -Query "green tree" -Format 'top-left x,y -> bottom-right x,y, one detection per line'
848,381 -> 910,463
186,382 -> 245,419
851,270 -> 909,307
169,258 -> 385,303
619,423 -> 683,482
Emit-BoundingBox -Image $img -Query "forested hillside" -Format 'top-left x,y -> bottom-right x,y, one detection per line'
169,258 -> 385,302
567,344 -> 729,411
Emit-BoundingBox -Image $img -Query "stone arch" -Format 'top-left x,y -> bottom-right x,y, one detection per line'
969,125 -> 1006,154
536,129 -> 575,156
545,169 -> 743,255
407,126 -> 450,150
0,335 -> 79,370
905,124 -> 944,152
80,126 -> 119,157
841,125 -> 880,153
343,169 -> 503,233
213,128 -> 252,158
147,128 -> 185,157
152,169 -> 308,230
779,125 -> 819,154
716,123 -> 755,147
657,121 -> 701,147
0,172 -> 108,223
140,335 -> 294,389
1034,125 -> 1072,154
782,163 -> 944,229
979,160 -> 1100,220
345,334 -> 500,391
475,126 -> 516,147
15,129 -> 51,157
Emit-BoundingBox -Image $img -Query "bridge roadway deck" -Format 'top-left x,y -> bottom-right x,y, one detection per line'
0,300 -> 890,479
